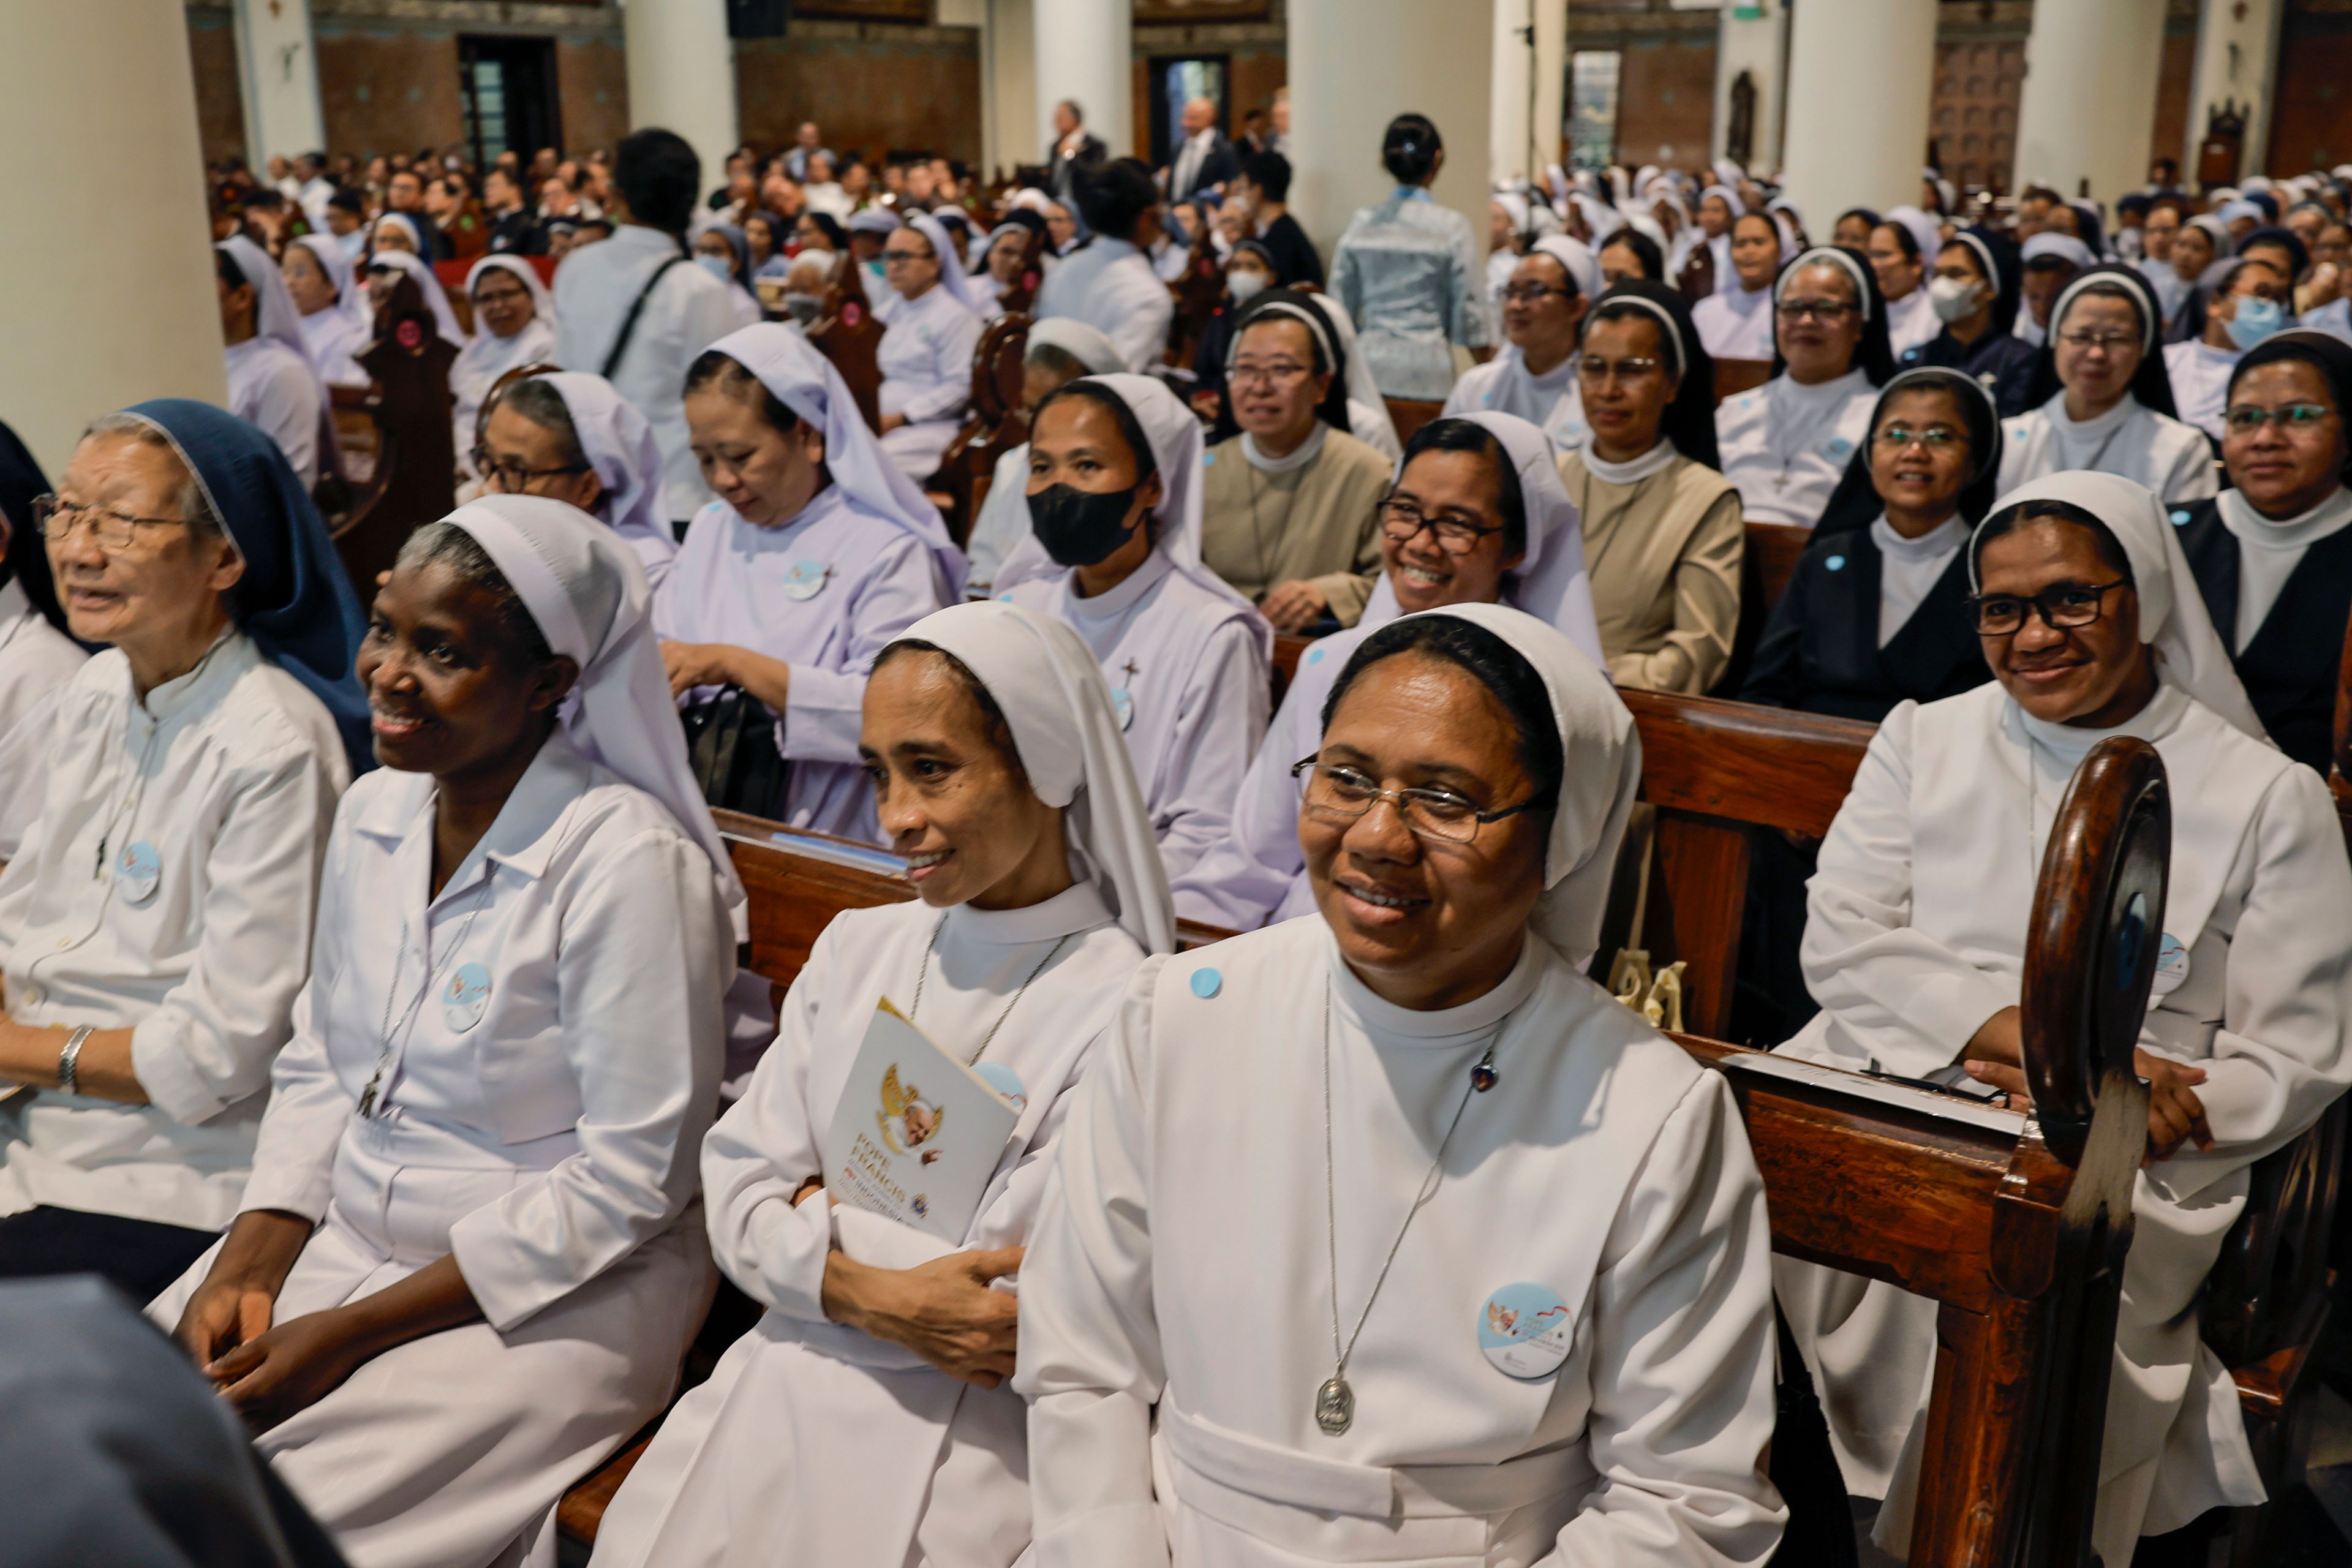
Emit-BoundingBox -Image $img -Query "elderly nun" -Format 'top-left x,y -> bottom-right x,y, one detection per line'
218,235 -> 329,489
1776,470 -> 2352,1567
657,324 -> 960,839
1172,413 -> 1605,930
1444,236 -> 1604,454
472,370 -> 679,589
153,496 -> 740,1568
0,422 -> 86,861
996,375 -> 1271,881
2173,330 -> 2352,771
1996,265 -> 2217,507
282,235 -> 370,390
965,318 -> 1128,594
0,401 -> 364,1298
450,256 -> 557,470
1715,244 -> 1895,527
874,213 -> 988,484
1022,601 -> 1785,1567
589,600 -> 1175,1568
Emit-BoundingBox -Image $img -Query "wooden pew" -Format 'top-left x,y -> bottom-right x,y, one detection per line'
809,250 -> 887,434
1744,520 -> 1812,614
1383,397 -> 1447,447
323,274 -> 457,597
993,224 -> 1047,317
1713,357 -> 1773,405
930,312 -> 1031,548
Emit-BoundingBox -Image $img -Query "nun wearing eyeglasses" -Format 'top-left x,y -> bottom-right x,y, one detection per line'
0,423 -> 86,861
875,214 -> 988,484
1442,236 -> 1604,456
2171,330 -> 2352,773
0,402 -> 365,1300
995,375 -> 1272,881
472,371 -> 679,589
450,257 -> 558,473
217,236 -> 329,489
1714,245 -> 1894,528
1021,603 -> 1784,1567
588,600 -> 1174,1568
1774,472 -> 2352,1565
151,497 -> 738,1568
1996,265 -> 2217,508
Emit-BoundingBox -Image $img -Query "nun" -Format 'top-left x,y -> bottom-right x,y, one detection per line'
1776,471 -> 2352,1567
1869,208 -> 1943,356
1020,602 -> 1785,1566
450,256 -> 557,469
997,375 -> 1271,881
360,250 -> 470,352
218,235 -> 328,489
1201,288 -> 1396,630
153,497 -> 737,1568
1442,236 -> 1603,455
0,401 -> 364,1300
1996,265 -> 2217,506
690,224 -> 764,329
2173,330 -> 2352,772
2015,232 -> 2095,348
1170,413 -> 1607,930
2160,215 -> 2232,338
587,600 -> 1175,1568
1563,281 -> 1743,694
1689,209 -> 1782,363
656,324 -> 960,839
875,214 -> 988,484
2162,253 -> 2296,441
1689,182 -> 1740,295
0,422 -> 85,861
282,236 -> 369,390
1830,208 -> 1880,251
1745,366 -> 2004,721
1715,245 -> 1893,527
472,371 -> 680,588
1897,225 -> 2041,417
965,319 -> 1128,594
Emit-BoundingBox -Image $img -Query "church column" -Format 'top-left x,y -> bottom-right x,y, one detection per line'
0,0 -> 225,474
1288,0 -> 1493,257
2183,0 -> 2286,187
978,0 -> 1037,181
1531,0 -> 1566,183
233,0 -> 326,170
1713,0 -> 1789,177
1778,0 -> 1936,230
1034,0 -> 1133,161
1490,0 -> 1568,187
2013,0 -> 2169,205
622,0 -> 741,198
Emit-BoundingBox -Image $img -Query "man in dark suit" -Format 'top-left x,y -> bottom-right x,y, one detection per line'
482,166 -> 544,256
1045,99 -> 1108,202
1231,150 -> 1322,289
1163,96 -> 1238,205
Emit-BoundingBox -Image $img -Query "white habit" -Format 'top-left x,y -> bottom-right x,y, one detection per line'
1691,283 -> 1775,364
876,283 -> 984,483
1996,393 -> 2219,508
1442,347 -> 1591,455
1032,238 -> 1175,375
2162,339 -> 2243,442
0,579 -> 88,860
1714,369 -> 1878,527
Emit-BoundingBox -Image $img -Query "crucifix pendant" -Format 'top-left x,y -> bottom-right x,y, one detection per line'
1314,1374 -> 1355,1436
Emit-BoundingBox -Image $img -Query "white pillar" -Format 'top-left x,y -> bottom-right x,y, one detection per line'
233,0 -> 325,170
1288,0 -> 1493,257
1035,0 -> 1132,161
623,0 -> 741,198
2183,0 -> 2286,186
1713,0 -> 1789,177
2013,0 -> 2168,205
0,0 -> 224,475
979,0 -> 1037,180
1779,0 -> 1935,229
1531,0 -> 1566,183
1491,0 -> 1531,186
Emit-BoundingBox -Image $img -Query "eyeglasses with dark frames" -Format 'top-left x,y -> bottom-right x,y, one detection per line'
1966,578 -> 2128,636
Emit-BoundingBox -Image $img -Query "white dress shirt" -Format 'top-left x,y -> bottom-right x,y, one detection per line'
224,337 -> 323,488
1032,238 -> 1175,375
1714,369 -> 1877,527
1996,392 -> 2218,508
0,634 -> 349,1231
0,582 -> 89,861
554,224 -> 744,523
1169,129 -> 1218,205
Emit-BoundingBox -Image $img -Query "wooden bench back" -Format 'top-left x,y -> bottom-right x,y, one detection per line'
931,312 -> 1032,546
1713,357 -> 1773,405
809,252 -> 886,434
326,274 -> 457,597
1167,221 -> 1225,368
1382,397 -> 1446,448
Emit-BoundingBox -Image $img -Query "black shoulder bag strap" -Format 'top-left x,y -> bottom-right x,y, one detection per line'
601,253 -> 687,379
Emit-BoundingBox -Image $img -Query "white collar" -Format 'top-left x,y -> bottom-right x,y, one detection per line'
1774,367 -> 1869,408
2015,679 -> 2191,762
943,877 -> 1113,945
1868,512 -> 1968,562
1240,421 -> 1327,473
2045,390 -> 2140,439
2217,482 -> 2352,552
1582,437 -> 1678,486
1063,545 -> 1174,621
1325,924 -> 1546,1047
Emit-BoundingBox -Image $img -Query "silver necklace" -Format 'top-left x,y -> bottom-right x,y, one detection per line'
358,880 -> 492,1120
911,912 -> 1071,1068
1316,979 -> 1499,1437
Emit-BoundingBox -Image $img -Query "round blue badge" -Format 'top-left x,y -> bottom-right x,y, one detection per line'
1305,647 -> 1324,665
2152,932 -> 2190,996
1188,967 -> 1222,1000
998,592 -> 1014,602
1825,554 -> 1847,572
974,1061 -> 1028,1112
443,962 -> 492,1033
1203,451 -> 1217,466
1110,686 -> 1135,731
115,840 -> 161,905
783,560 -> 831,601
1824,437 -> 1854,459
1478,1282 -> 1575,1379
2169,509 -> 2192,526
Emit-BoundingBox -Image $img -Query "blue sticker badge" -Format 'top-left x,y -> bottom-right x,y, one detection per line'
1188,967 -> 1222,1000
1305,647 -> 1324,665
783,560 -> 832,601
443,962 -> 492,1033
974,1061 -> 1028,1111
1479,1282 -> 1575,1379
2169,508 -> 2192,526
2152,933 -> 2190,996
1110,686 -> 1135,731
115,840 -> 160,905
1824,554 -> 1847,572
997,592 -> 1014,602
1823,437 -> 1855,460
1203,450 -> 1217,466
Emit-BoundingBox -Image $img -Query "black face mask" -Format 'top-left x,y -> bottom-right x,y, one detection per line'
1028,482 -> 1144,567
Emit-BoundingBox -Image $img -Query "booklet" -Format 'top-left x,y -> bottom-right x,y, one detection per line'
820,999 -> 1022,1243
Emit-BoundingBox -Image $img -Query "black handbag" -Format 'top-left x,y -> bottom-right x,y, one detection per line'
679,685 -> 788,815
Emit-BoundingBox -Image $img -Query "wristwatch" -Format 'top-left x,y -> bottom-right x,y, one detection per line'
57,1025 -> 93,1096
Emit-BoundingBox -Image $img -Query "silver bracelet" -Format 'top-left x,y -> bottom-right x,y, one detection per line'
57,1025 -> 93,1096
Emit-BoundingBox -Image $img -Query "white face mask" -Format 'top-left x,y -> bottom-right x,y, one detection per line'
1227,270 -> 1270,304
1928,274 -> 1985,323
696,254 -> 734,284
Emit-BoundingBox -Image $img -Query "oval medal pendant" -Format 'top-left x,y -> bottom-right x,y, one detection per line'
116,840 -> 162,905
783,560 -> 831,601
1314,1374 -> 1354,1436
1110,685 -> 1135,731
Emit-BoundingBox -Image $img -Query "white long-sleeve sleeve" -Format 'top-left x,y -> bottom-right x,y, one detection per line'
1150,616 -> 1271,881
